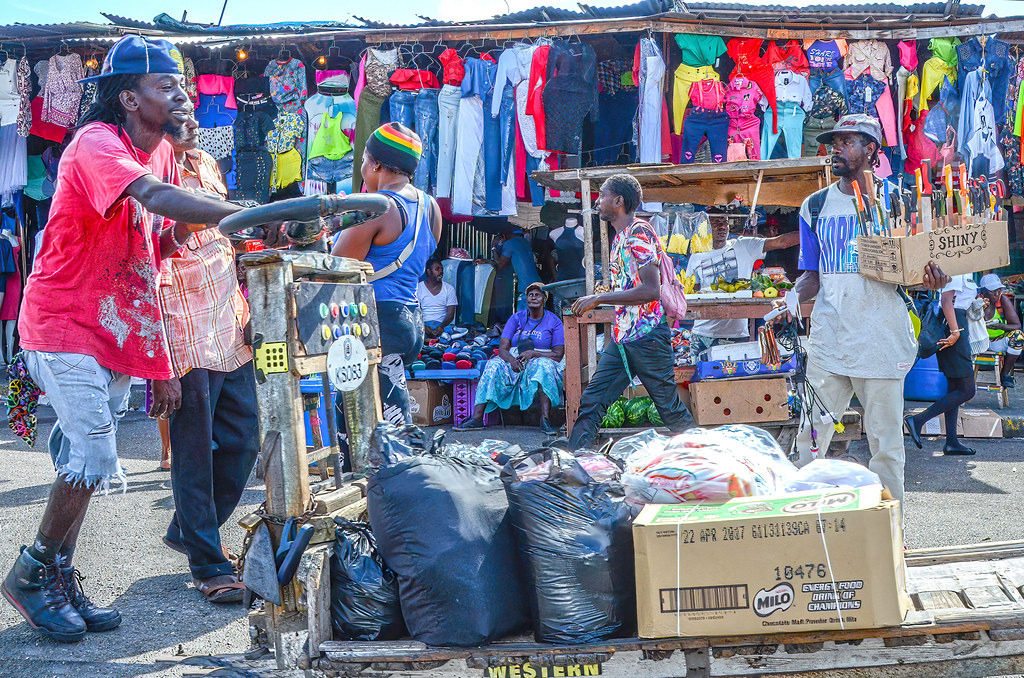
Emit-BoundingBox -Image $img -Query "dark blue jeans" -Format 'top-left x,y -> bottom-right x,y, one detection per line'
568,323 -> 692,451
483,91 -> 503,212
594,91 -> 637,166
413,88 -> 440,193
809,67 -> 848,99
389,90 -> 417,130
166,362 -> 260,580
497,84 -> 516,184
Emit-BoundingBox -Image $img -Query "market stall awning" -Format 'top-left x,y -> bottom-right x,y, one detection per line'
530,157 -> 832,208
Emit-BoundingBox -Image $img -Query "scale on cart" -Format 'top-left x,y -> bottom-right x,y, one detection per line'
218,193 -> 390,667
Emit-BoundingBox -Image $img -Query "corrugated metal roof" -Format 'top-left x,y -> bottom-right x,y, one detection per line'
0,21 -> 120,42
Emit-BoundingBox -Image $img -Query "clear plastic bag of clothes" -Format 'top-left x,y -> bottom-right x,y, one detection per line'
619,425 -> 797,505
441,439 -> 522,464
607,429 -> 669,465
502,449 -> 636,643
781,459 -> 881,493
368,423 -> 445,471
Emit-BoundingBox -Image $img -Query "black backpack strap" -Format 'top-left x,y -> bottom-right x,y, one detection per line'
807,186 -> 830,233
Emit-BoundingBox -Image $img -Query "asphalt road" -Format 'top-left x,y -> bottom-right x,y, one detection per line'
0,405 -> 1022,677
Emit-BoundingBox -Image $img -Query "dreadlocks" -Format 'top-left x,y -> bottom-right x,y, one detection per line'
601,174 -> 643,214
76,73 -> 144,129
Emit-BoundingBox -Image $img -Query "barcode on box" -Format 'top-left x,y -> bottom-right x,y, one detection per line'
660,585 -> 749,612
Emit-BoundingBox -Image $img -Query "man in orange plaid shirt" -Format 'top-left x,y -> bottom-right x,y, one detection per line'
158,114 -> 258,603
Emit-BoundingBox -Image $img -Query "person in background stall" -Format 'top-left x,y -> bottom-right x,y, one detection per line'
331,123 -> 441,427
782,114 -> 950,509
978,273 -> 1022,388
417,256 -> 457,338
685,211 -> 799,357
567,175 -> 693,450
455,282 -> 565,435
904,274 -> 979,455
158,113 -> 259,604
3,35 -> 251,643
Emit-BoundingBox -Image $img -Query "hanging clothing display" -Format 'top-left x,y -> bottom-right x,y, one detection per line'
672,65 -> 718,133
845,40 -> 892,81
541,41 -> 598,155
636,37 -> 666,164
453,57 -> 497,216
728,38 -> 778,133
765,40 -> 809,76
40,53 -> 84,127
264,57 -> 308,114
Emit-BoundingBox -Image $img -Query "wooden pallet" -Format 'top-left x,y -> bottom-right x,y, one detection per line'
317,541 -> 1024,677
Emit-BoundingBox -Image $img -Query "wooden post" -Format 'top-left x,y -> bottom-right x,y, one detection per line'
563,312 -> 582,435
244,260 -> 311,670
581,177 -> 598,376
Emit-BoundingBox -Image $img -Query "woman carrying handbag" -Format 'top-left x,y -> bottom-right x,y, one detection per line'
904,275 -> 978,455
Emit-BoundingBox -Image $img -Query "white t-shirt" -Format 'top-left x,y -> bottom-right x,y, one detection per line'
686,237 -> 766,339
797,183 -> 917,379
943,274 -> 978,310
416,280 -> 457,324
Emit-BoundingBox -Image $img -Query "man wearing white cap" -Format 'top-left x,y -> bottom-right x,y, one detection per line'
979,273 -> 1022,388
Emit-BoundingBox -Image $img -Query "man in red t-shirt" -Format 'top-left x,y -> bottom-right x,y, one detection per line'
3,36 -> 255,643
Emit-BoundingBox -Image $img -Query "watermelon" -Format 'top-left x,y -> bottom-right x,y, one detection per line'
625,396 -> 653,426
601,397 -> 627,428
647,401 -> 663,426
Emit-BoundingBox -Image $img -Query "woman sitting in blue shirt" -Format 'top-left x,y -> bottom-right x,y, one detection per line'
456,282 -> 565,435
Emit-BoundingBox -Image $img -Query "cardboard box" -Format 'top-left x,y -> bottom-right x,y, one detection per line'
857,220 -> 1009,286
407,380 -> 453,426
688,376 -> 789,426
633,486 -> 910,638
909,407 -> 1003,438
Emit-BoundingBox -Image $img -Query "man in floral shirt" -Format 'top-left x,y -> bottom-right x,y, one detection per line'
568,174 -> 692,449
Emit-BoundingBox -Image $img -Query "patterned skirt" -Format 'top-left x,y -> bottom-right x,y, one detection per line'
474,356 -> 564,412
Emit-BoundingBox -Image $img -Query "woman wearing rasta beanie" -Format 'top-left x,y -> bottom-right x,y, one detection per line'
332,123 -> 442,427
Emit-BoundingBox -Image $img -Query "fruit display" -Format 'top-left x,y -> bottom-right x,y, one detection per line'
601,397 -> 627,428
625,396 -> 654,426
647,401 -> 663,426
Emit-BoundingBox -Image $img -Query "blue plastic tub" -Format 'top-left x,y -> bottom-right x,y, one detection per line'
904,355 -> 948,402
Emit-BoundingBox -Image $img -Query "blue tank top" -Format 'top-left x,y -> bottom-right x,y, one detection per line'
365,189 -> 436,305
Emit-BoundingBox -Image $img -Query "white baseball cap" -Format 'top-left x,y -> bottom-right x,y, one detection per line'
979,273 -> 1004,291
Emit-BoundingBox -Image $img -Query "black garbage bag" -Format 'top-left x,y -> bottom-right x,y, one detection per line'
367,455 -> 530,646
501,449 -> 637,644
329,518 -> 405,641
368,423 -> 445,470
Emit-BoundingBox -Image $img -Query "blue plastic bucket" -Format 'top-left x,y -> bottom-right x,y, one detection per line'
904,355 -> 948,402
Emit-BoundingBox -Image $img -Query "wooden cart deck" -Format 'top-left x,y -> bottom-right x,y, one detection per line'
316,541 -> 1024,677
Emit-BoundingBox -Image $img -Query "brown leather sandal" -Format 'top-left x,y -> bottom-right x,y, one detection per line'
193,576 -> 246,603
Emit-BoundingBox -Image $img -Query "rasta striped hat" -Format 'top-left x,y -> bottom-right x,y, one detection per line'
366,122 -> 422,175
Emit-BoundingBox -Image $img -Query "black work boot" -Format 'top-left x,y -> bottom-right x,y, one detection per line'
60,565 -> 121,632
1,547 -> 86,642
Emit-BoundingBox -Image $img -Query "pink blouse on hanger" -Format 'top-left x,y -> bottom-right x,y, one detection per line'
195,74 -> 236,108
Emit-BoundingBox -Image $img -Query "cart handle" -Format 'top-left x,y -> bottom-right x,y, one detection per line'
217,194 -> 391,237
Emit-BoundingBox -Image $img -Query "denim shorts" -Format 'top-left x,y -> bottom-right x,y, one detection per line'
24,350 -> 132,492
307,154 -> 353,183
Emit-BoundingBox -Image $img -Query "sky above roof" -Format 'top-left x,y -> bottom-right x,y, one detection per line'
4,0 -> 1019,26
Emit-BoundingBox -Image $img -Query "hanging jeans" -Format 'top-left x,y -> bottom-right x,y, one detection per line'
482,90 -> 502,213
352,89 -> 386,193
413,88 -> 439,193
436,84 -> 461,198
594,91 -> 637,166
497,84 -> 516,184
672,64 -> 719,134
681,109 -> 729,163
809,67 -> 848,100
452,95 -> 484,215
389,90 -> 416,130
762,102 -> 806,159
728,114 -> 761,160
524,154 -> 545,207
